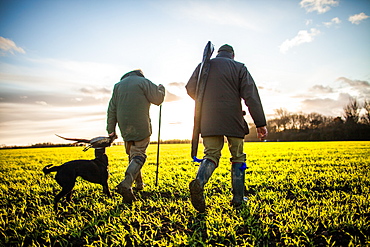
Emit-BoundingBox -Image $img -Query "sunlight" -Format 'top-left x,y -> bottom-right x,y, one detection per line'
150,98 -> 195,141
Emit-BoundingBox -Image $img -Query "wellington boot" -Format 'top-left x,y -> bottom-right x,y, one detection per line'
189,179 -> 205,213
189,159 -> 216,213
116,186 -> 136,203
133,171 -> 144,191
231,162 -> 246,208
116,156 -> 145,203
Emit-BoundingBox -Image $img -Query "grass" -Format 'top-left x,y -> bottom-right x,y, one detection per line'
0,141 -> 369,246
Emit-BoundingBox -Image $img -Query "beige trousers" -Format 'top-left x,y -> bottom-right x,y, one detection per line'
124,136 -> 150,160
203,136 -> 246,165
122,136 -> 150,189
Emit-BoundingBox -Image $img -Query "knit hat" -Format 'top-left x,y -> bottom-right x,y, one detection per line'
218,44 -> 234,53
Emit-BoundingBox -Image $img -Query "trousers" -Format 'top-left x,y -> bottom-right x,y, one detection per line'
203,136 -> 246,165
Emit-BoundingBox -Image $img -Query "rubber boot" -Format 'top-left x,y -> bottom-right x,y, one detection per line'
231,162 -> 246,208
189,159 -> 216,213
133,170 -> 144,191
116,156 -> 145,203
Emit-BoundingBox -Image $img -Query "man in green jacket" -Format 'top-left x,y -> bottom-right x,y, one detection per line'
107,69 -> 165,203
186,44 -> 268,212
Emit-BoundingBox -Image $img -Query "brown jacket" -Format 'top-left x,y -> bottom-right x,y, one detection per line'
186,51 -> 266,138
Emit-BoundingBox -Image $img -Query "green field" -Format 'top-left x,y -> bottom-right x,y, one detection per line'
1,141 -> 369,246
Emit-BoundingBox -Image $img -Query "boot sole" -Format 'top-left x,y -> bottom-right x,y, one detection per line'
116,186 -> 136,203
189,179 -> 206,213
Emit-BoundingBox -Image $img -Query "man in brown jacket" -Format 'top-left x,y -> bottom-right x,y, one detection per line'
186,44 -> 267,212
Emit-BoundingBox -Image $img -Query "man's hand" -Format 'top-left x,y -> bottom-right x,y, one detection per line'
158,84 -> 165,93
109,132 -> 118,140
257,126 -> 268,141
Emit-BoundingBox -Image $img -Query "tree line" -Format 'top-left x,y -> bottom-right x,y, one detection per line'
244,99 -> 370,141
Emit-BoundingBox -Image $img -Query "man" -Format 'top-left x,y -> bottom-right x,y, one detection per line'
186,44 -> 268,212
107,69 -> 165,203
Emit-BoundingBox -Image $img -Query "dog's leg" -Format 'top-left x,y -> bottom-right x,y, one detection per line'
102,182 -> 111,198
66,190 -> 73,202
54,185 -> 74,211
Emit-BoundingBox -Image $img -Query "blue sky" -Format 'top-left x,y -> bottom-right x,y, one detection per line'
0,0 -> 369,146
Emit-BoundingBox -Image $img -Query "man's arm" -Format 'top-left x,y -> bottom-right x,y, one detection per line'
143,79 -> 165,106
239,66 -> 267,128
185,64 -> 201,100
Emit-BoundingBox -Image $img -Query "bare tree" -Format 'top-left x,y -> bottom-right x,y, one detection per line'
307,113 -> 325,129
274,108 -> 290,131
361,100 -> 370,125
297,113 -> 309,130
343,99 -> 360,124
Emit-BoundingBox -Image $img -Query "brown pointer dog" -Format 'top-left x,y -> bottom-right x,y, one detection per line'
43,135 -> 116,210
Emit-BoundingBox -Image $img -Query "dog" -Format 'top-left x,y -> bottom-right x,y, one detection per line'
43,134 -> 116,210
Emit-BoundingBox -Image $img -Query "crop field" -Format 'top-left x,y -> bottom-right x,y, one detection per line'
0,141 -> 369,246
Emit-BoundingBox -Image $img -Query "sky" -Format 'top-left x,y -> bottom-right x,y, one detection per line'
0,0 -> 369,146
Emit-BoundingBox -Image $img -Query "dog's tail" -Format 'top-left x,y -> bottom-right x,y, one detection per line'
43,164 -> 61,175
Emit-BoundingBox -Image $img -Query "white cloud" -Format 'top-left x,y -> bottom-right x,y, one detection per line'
305,19 -> 313,26
348,12 -> 369,25
323,17 -> 341,27
336,77 -> 370,98
300,0 -> 339,14
309,85 -> 335,94
35,101 -> 48,105
0,37 -> 25,56
279,28 -> 321,53
299,93 -> 351,116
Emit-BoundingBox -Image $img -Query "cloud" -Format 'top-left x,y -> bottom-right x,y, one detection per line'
168,82 -> 186,88
309,85 -> 335,93
300,0 -> 339,14
337,77 -> 370,88
348,13 -> 369,25
336,77 -> 370,97
294,77 -> 370,116
80,87 -> 111,95
279,28 -> 321,53
0,103 -> 107,146
164,91 -> 182,102
162,82 -> 187,102
0,37 -> 25,56
35,101 -> 48,106
0,86 -> 110,107
305,19 -> 313,26
323,17 -> 341,27
299,93 -> 351,116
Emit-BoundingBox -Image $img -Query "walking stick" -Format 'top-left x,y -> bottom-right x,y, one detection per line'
155,104 -> 162,186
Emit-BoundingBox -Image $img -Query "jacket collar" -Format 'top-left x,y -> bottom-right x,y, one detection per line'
121,70 -> 145,80
216,51 -> 234,59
